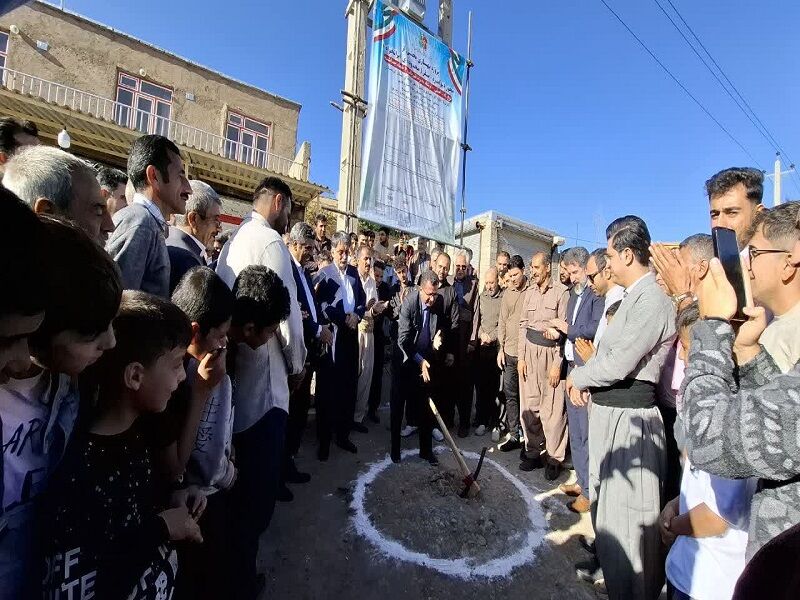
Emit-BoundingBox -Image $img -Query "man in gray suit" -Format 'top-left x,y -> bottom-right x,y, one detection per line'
166,180 -> 222,293
106,135 -> 192,297
567,216 -> 675,600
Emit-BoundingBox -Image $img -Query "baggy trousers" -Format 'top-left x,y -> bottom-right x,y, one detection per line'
589,403 -> 666,600
519,339 -> 567,463
355,328 -> 374,423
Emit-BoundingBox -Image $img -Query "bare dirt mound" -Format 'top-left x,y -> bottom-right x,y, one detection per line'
362,451 -> 532,564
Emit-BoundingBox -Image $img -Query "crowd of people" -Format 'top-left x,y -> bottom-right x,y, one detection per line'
0,112 -> 798,600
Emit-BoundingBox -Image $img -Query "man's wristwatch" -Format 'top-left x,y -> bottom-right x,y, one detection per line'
671,291 -> 694,308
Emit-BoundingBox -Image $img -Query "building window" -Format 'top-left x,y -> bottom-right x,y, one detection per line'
114,72 -> 173,136
224,111 -> 271,168
0,31 -> 9,71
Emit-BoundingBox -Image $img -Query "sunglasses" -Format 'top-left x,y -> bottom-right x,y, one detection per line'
586,271 -> 600,283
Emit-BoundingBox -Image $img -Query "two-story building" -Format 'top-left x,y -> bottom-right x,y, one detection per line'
0,1 -> 326,224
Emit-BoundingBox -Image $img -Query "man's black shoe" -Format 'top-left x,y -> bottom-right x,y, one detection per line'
519,456 -> 544,471
336,438 -> 358,454
391,453 -> 401,464
285,470 -> 311,484
499,437 -> 522,452
575,558 -> 603,584
352,422 -> 369,434
545,462 -> 561,481
457,425 -> 469,438
277,484 -> 294,502
367,411 -> 380,424
579,535 -> 596,555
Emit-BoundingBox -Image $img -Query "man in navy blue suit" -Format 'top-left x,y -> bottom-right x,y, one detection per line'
549,246 -> 604,513
166,180 -> 222,293
282,222 -> 334,497
314,231 -> 366,460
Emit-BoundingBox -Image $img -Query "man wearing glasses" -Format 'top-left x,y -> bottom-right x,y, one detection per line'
166,179 -> 222,293
746,201 -> 800,372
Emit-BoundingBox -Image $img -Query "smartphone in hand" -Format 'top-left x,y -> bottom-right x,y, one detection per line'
711,227 -> 747,321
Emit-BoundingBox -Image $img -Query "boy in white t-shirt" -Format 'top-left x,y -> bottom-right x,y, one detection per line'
1,216 -> 122,599
659,303 -> 757,600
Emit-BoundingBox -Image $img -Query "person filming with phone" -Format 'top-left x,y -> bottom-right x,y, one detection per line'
681,202 -> 800,596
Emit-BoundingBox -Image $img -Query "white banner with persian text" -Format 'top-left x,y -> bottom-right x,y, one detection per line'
358,1 -> 466,244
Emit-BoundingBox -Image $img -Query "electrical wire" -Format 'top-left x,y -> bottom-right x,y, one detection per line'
596,0 -> 763,170
657,0 -> 800,194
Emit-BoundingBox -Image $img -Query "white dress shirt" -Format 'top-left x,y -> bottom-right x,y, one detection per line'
215,211 -> 306,426
595,284 -> 625,344
564,288 -> 584,362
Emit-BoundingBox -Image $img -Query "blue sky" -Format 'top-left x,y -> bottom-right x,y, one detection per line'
61,0 -> 800,247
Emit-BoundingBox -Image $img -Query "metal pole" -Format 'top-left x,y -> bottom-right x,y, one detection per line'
458,11 -> 473,246
774,155 -> 782,207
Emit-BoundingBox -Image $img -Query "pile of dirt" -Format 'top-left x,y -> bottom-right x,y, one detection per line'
363,452 -> 531,563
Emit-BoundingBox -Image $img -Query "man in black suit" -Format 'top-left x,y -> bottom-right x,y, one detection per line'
282,223 -> 334,496
395,269 -> 445,463
314,230 -> 366,459
367,258 -> 394,423
166,179 -> 222,293
432,252 -> 460,430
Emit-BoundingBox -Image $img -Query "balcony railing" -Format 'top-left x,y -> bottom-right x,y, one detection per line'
0,68 -> 304,178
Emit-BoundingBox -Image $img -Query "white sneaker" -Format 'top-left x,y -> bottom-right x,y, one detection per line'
432,428 -> 444,442
400,425 -> 417,438
474,425 -> 486,436
491,427 -> 500,442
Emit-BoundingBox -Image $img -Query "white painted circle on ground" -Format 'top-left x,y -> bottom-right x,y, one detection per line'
351,446 -> 549,579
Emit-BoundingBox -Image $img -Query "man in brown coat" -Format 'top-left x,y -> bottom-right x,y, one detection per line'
517,251 -> 570,480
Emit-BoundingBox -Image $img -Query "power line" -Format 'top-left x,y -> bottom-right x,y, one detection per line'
596,0 -> 763,170
657,0 -> 800,194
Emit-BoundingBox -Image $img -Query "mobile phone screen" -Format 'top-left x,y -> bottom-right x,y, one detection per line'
711,227 -> 747,320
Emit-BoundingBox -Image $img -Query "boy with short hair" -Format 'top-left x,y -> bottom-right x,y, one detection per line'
1,216 -> 121,599
170,266 -> 234,599
226,265 -> 292,600
660,302 -> 757,600
42,291 -> 203,600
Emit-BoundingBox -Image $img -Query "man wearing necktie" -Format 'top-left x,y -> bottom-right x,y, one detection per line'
395,270 -> 445,463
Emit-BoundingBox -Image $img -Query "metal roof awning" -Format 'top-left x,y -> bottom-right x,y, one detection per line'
0,84 -> 327,202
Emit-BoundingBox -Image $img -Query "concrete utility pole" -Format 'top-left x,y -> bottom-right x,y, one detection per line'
764,154 -> 796,207
438,0 -> 453,45
337,0 -> 369,232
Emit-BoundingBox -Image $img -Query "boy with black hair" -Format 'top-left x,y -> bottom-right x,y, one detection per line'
0,189 -> 48,383
226,265 -> 292,600
1,216 -> 121,599
169,266 -> 234,600
42,291 -> 203,600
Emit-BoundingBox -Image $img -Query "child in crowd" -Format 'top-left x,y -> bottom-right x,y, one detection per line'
660,302 -> 757,600
226,265 -> 291,600
1,215 -> 121,599
41,291 -> 203,600
170,266 -> 234,600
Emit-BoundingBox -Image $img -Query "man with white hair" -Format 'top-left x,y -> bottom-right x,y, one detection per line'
3,145 -> 113,243
166,180 -> 222,292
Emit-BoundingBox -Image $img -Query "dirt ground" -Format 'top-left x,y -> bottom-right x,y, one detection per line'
257,403 -> 606,600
